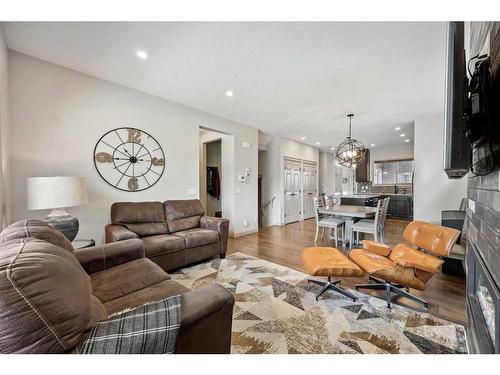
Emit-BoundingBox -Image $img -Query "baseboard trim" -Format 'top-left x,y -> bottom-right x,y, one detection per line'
230,229 -> 259,238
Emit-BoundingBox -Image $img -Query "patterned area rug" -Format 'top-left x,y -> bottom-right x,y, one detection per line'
171,252 -> 467,354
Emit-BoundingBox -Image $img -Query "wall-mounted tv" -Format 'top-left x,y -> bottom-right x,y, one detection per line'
443,21 -> 470,179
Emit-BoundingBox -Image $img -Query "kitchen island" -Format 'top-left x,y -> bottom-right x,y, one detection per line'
340,193 -> 413,220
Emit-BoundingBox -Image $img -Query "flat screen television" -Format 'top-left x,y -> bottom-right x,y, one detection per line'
443,21 -> 470,179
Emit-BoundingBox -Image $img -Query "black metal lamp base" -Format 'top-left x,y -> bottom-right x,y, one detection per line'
355,276 -> 428,309
308,277 -> 357,302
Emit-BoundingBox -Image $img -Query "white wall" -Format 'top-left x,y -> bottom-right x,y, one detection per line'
0,28 -> 10,229
414,114 -> 467,223
281,137 -> 319,163
8,52 -> 258,242
369,143 -> 414,181
319,151 -> 337,196
259,138 -> 281,227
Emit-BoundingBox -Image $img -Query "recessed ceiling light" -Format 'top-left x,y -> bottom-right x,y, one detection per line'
301,136 -> 306,140
330,147 -> 335,150
395,127 -> 401,131
225,90 -> 234,97
400,133 -> 405,137
370,143 -> 375,147
316,142 -> 320,145
136,50 -> 148,59
405,139 -> 410,143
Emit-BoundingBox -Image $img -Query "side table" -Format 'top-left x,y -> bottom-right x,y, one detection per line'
72,239 -> 96,249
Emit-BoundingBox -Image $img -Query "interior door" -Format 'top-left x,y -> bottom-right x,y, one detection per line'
302,161 -> 317,219
284,159 -> 302,224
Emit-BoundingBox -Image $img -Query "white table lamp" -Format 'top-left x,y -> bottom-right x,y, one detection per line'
27,176 -> 88,241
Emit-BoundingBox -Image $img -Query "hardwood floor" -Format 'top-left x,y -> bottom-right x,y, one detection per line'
228,218 -> 467,325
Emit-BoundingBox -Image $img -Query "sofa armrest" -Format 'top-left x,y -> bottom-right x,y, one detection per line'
175,284 -> 235,354
105,224 -> 138,243
200,216 -> 229,258
389,243 -> 443,273
75,238 -> 145,274
361,240 -> 391,256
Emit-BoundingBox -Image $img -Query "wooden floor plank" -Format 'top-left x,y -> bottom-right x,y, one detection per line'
228,218 -> 466,325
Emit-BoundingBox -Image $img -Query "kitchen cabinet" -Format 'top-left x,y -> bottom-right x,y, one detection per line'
340,194 -> 380,207
387,195 -> 413,220
341,197 -> 366,206
355,149 -> 370,182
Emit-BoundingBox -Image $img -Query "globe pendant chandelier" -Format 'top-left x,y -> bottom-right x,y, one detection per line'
335,114 -> 366,168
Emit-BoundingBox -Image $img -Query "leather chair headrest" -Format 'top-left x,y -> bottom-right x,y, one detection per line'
403,221 -> 460,257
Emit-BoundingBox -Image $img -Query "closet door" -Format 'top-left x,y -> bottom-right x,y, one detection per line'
284,159 -> 301,224
302,161 -> 317,219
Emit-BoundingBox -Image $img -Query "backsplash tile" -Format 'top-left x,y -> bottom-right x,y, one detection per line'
356,182 -> 412,195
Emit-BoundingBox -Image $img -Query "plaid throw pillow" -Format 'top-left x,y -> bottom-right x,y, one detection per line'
80,295 -> 181,354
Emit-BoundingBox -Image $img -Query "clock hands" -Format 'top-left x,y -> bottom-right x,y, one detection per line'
114,157 -> 147,162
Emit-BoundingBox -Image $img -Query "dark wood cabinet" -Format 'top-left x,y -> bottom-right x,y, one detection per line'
340,197 -> 366,206
387,195 -> 413,220
355,149 -> 370,182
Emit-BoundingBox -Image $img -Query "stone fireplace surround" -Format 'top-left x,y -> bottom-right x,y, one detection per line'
466,240 -> 500,353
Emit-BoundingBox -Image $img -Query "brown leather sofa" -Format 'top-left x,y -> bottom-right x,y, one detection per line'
0,220 -> 234,354
105,200 -> 229,271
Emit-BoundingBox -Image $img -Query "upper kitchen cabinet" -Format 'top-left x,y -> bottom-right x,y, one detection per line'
373,159 -> 414,185
355,149 -> 370,182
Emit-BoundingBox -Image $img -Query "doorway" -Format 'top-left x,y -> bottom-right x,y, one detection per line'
283,157 -> 318,224
284,158 -> 302,224
205,140 -> 222,217
200,129 -> 224,217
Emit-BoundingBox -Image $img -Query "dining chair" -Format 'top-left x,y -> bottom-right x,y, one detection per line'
326,195 -> 339,208
313,197 -> 345,246
350,197 -> 390,245
356,197 -> 390,243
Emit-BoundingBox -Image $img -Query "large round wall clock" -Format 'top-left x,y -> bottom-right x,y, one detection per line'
93,127 -> 165,192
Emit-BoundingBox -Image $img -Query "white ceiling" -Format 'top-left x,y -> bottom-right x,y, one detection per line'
1,22 -> 447,150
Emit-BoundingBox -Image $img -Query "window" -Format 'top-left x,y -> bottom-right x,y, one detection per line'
373,159 -> 414,185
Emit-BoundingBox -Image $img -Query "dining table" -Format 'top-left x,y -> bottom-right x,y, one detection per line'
318,204 -> 377,249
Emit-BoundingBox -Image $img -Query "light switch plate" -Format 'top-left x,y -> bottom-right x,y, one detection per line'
468,199 -> 475,213
187,188 -> 196,196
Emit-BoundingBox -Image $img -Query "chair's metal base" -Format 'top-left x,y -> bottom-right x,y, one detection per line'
308,277 -> 357,302
355,276 -> 428,309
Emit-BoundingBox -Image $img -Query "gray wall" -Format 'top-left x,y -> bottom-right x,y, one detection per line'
467,22 -> 500,286
9,51 -> 258,241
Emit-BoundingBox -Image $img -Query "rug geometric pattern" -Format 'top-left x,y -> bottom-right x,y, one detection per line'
171,252 -> 467,354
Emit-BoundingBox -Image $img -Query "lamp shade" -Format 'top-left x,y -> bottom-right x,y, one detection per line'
27,176 -> 88,210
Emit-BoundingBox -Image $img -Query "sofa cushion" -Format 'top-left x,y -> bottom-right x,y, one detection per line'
103,279 -> 190,316
0,237 -> 91,353
174,228 -> 219,248
90,258 -> 170,303
164,200 -> 204,233
142,234 -> 186,257
111,202 -> 169,236
0,219 -> 74,253
186,242 -> 220,264
87,295 -> 107,329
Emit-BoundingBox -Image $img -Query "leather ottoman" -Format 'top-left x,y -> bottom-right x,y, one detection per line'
302,247 -> 363,301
